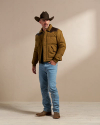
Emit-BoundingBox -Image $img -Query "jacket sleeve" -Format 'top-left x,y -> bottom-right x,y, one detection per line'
31,35 -> 38,66
53,30 -> 66,63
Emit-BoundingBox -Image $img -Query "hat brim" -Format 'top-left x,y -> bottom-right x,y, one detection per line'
34,16 -> 54,22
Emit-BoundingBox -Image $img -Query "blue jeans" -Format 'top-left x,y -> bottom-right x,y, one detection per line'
39,62 -> 59,113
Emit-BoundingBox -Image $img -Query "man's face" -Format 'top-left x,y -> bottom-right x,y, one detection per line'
39,18 -> 50,29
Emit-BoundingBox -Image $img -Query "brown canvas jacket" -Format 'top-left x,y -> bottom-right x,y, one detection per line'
31,24 -> 66,66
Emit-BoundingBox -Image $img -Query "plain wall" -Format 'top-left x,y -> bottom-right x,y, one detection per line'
0,0 -> 100,102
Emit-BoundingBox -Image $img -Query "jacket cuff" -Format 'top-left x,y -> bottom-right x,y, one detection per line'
32,64 -> 36,67
52,58 -> 58,63
32,62 -> 36,67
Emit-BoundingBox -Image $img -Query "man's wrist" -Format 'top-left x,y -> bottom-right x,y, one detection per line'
32,64 -> 36,67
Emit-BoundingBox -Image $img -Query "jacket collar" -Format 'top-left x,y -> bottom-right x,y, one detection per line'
39,24 -> 52,33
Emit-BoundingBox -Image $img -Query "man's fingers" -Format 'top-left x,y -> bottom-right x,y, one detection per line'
33,69 -> 36,74
33,71 -> 36,74
32,68 -> 36,74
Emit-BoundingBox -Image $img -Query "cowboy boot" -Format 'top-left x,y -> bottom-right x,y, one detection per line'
36,111 -> 52,116
53,112 -> 60,119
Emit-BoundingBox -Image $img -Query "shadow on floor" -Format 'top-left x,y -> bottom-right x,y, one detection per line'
0,103 -> 38,115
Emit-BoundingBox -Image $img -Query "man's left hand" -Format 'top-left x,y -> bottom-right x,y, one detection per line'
48,60 -> 56,65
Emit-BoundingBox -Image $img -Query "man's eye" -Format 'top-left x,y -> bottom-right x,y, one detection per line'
43,19 -> 48,21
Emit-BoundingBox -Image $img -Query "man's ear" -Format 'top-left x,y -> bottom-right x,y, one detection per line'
39,19 -> 41,24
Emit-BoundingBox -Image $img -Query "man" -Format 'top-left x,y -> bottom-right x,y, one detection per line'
32,11 -> 66,119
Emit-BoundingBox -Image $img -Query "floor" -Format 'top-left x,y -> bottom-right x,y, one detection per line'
0,102 -> 100,125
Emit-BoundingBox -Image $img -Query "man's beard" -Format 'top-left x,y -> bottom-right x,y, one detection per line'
44,24 -> 48,26
44,24 -> 49,29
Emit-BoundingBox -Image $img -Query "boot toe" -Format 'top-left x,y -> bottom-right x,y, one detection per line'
53,112 -> 60,119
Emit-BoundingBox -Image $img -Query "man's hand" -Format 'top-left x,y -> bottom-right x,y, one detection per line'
32,65 -> 36,74
48,60 -> 56,65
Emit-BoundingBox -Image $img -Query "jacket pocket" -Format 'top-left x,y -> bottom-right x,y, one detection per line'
51,45 -> 57,52
48,45 -> 57,58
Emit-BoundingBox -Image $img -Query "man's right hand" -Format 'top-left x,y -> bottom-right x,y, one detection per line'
32,65 -> 36,74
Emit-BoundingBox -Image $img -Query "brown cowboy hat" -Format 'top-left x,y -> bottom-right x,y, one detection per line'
34,11 -> 54,22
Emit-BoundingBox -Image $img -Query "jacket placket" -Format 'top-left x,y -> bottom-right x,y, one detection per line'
42,31 -> 47,62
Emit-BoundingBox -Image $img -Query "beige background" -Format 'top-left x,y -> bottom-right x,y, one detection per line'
0,0 -> 100,102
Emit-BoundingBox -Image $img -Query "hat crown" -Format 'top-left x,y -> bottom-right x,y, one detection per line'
40,11 -> 49,19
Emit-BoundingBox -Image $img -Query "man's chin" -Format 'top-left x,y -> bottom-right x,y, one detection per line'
44,24 -> 48,27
